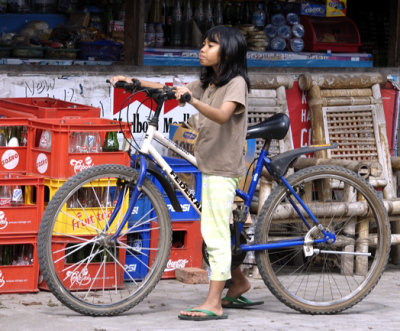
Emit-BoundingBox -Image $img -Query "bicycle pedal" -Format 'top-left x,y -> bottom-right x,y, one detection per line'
233,204 -> 249,223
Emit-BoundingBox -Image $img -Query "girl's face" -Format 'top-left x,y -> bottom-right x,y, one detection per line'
199,37 -> 221,71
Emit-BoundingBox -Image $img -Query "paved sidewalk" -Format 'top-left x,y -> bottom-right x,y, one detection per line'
0,265 -> 399,331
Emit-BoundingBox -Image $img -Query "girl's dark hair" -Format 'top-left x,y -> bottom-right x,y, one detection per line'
200,25 -> 250,92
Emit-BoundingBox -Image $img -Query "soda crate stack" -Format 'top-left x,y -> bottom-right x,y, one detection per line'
125,155 -> 203,281
0,97 -> 131,293
0,174 -> 44,293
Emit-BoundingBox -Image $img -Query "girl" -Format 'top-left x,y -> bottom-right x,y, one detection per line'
111,25 -> 262,321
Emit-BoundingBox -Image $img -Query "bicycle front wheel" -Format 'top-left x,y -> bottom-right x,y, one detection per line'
255,165 -> 390,314
38,164 -> 172,316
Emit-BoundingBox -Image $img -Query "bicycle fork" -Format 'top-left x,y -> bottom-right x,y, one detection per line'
108,154 -> 148,240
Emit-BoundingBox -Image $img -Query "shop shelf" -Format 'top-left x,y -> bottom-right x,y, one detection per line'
38,235 -> 126,291
0,174 -> 45,235
0,118 -> 31,173
0,97 -> 100,119
27,117 -> 131,178
78,40 -> 122,61
0,235 -> 39,293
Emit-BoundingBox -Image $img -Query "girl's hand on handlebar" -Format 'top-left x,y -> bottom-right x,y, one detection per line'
175,86 -> 193,106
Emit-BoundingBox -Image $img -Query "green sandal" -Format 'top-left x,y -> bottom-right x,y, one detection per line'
178,308 -> 228,321
221,295 -> 264,309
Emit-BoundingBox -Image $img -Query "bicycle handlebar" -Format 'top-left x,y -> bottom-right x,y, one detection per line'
107,79 -> 191,103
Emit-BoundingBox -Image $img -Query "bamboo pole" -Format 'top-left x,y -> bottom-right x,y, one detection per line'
298,73 -> 384,91
320,89 -> 373,97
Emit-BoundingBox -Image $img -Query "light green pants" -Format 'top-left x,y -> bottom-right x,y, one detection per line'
201,174 -> 240,281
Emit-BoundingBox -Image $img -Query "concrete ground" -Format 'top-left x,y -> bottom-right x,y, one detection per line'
0,264 -> 399,331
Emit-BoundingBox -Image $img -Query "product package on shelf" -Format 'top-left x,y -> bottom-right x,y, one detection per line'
0,173 -> 45,235
0,235 -> 39,293
27,117 -> 131,178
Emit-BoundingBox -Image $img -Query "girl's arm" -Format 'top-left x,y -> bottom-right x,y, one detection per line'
175,86 -> 236,125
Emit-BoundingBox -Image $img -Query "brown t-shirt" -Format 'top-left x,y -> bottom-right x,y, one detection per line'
187,76 -> 248,177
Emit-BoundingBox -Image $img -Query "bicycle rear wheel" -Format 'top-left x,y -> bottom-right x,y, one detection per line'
38,164 -> 172,316
255,165 -> 390,314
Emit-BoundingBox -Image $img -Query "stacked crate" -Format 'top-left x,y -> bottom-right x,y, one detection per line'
124,156 -> 203,280
0,97 -> 131,292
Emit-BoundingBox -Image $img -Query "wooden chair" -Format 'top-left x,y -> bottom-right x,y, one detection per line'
247,76 -> 294,214
298,73 -> 400,264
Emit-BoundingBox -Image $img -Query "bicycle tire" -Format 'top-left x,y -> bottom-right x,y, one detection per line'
255,165 -> 390,314
38,164 -> 172,316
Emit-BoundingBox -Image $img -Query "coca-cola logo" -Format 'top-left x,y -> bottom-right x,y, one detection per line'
36,153 -> 48,174
66,268 -> 91,287
1,149 -> 19,170
164,258 -> 189,272
0,211 -> 8,230
70,157 -> 95,174
0,270 -> 4,288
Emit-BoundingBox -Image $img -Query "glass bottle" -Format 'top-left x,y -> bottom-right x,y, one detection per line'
224,2 -> 233,27
252,3 -> 266,31
2,245 -> 12,265
0,127 -> 6,147
11,184 -> 24,206
102,132 -> 119,152
149,0 -> 162,24
0,180 -> 11,207
214,0 -> 223,26
204,0 -> 213,31
194,0 -> 204,33
155,23 -> 165,47
164,0 -> 173,46
171,0 -> 183,47
8,126 -> 19,147
38,130 -> 51,151
243,1 -> 252,25
19,126 -> 27,146
182,0 -> 193,47
0,0 -> 6,13
234,1 -> 243,26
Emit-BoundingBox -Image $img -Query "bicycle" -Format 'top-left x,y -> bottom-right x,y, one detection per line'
37,80 -> 391,316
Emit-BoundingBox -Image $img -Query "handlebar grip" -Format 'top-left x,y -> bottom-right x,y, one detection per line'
114,81 -> 134,89
180,93 -> 191,103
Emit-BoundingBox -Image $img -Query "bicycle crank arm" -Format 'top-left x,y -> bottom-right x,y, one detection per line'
313,249 -> 371,257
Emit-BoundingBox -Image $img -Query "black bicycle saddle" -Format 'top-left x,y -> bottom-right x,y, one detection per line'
246,113 -> 290,141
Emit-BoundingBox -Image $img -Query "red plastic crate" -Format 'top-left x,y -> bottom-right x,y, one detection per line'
0,97 -> 100,119
0,118 -> 31,173
27,117 -> 131,178
0,174 -> 44,235
38,235 -> 127,291
150,221 -> 203,279
0,235 -> 39,293
0,107 -> 37,119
